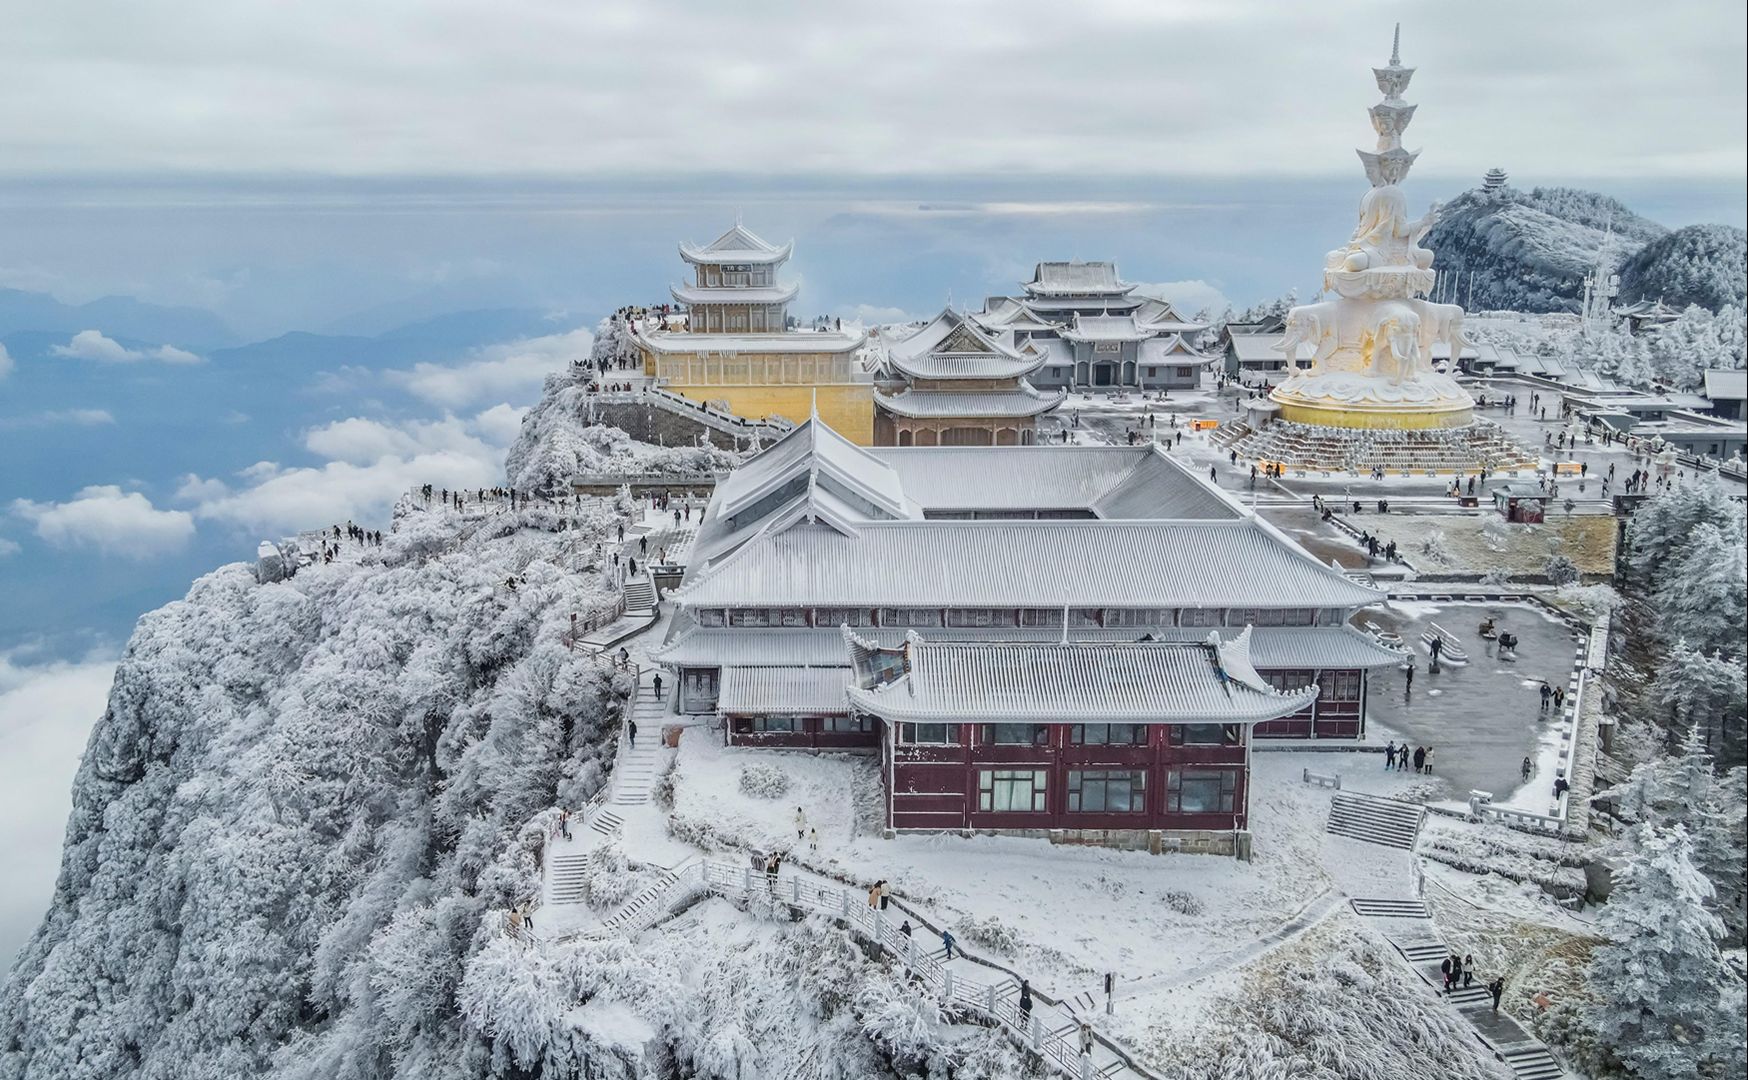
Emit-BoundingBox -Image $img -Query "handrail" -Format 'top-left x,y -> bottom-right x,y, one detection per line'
563,854 -> 1159,1080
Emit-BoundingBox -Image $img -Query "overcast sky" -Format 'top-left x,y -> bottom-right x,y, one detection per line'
3,0 -> 1743,181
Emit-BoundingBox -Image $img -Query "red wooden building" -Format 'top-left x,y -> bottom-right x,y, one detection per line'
845,631 -> 1316,854
648,415 -> 1407,850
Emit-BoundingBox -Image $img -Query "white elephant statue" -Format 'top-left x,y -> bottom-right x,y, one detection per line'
1414,301 -> 1467,374
1276,302 -> 1339,370
1365,301 -> 1422,384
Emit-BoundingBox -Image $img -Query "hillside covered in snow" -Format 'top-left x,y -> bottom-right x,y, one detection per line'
1424,185 -> 1746,314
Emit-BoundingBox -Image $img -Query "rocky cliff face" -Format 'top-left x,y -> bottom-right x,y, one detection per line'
0,498 -> 627,1079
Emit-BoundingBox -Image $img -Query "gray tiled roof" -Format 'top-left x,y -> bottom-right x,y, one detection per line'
719,666 -> 852,714
651,626 -> 1405,670
674,518 -> 1382,608
845,635 -> 1319,723
873,385 -> 1065,418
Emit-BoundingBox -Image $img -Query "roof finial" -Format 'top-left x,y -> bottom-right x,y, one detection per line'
810,387 -> 819,421
735,207 -> 743,228
1390,23 -> 1401,66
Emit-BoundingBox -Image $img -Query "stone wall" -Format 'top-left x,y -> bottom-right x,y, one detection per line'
590,400 -> 758,451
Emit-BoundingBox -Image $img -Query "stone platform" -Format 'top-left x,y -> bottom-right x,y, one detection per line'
1213,418 -> 1538,476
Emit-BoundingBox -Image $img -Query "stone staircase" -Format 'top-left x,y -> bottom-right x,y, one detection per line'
598,868 -> 684,935
622,576 -> 657,618
613,683 -> 668,807
548,853 -> 592,904
1327,791 -> 1427,850
1495,1045 -> 1565,1080
1349,897 -> 1430,919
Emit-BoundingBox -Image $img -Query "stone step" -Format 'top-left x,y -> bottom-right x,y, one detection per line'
1397,941 -> 1448,963
1499,1046 -> 1565,1080
1350,898 -> 1430,919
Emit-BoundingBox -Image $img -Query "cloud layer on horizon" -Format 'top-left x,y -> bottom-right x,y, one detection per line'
1,1 -> 1740,181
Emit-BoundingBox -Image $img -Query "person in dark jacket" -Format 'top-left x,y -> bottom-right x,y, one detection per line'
1413,746 -> 1427,773
1489,976 -> 1505,1012
1018,980 -> 1033,1020
1440,954 -> 1455,993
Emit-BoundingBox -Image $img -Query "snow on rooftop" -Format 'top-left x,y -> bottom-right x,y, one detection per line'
1024,260 -> 1133,295
677,517 -> 1381,609
846,634 -> 1318,723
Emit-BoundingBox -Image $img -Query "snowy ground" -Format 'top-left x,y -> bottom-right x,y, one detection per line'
663,737 -> 1393,1001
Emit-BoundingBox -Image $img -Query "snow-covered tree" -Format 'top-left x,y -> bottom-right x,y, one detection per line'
1656,523 -> 1748,658
1624,475 -> 1745,591
1585,825 -> 1747,1080
1653,643 -> 1748,764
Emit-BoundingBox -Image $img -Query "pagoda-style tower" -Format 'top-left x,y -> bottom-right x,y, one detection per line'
1217,27 -> 1535,475
673,222 -> 799,333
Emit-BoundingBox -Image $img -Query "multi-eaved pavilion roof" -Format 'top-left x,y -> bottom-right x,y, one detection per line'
843,629 -> 1321,723
678,223 -> 794,266
1023,260 -> 1136,297
883,308 -> 1045,380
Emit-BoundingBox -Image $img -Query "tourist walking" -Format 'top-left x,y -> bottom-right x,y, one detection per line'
1539,682 -> 1552,713
1553,686 -> 1566,711
1018,980 -> 1033,1021
627,718 -> 638,748
1404,660 -> 1414,693
1079,1022 -> 1095,1058
942,929 -> 957,959
1423,747 -> 1436,774
1413,746 -> 1426,773
1462,953 -> 1476,988
1521,756 -> 1533,781
808,827 -> 819,854
1385,742 -> 1397,770
795,807 -> 808,840
652,673 -> 664,699
1440,954 -> 1455,993
1489,976 -> 1505,1012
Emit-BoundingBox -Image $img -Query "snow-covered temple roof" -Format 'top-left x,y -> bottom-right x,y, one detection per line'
1139,335 -> 1218,365
873,385 -> 1065,419
651,625 -> 1407,671
719,666 -> 852,715
677,518 -> 1381,609
635,328 -> 867,355
974,299 -> 1060,333
1023,260 -> 1135,297
715,416 -> 915,524
843,632 -> 1320,723
883,309 -> 1044,380
670,282 -> 799,306
678,223 -> 794,266
1059,313 -> 1153,343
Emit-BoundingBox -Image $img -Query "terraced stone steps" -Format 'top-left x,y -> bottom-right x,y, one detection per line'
622,576 -> 657,617
1327,791 -> 1426,850
601,869 -> 682,934
1349,897 -> 1430,919
1493,1045 -> 1565,1080
548,854 -> 593,904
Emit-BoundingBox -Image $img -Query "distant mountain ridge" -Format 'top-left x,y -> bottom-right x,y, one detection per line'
1424,186 -> 1746,315
0,288 -> 239,349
